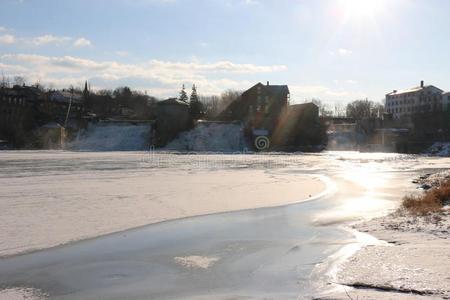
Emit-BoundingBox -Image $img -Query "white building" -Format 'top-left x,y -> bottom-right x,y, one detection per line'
385,81 -> 443,119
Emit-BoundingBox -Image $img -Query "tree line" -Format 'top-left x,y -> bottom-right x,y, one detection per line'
2,74 -> 385,120
312,98 -> 385,120
1,74 -> 242,120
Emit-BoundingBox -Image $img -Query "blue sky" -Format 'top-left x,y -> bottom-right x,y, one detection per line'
1,0 -> 450,104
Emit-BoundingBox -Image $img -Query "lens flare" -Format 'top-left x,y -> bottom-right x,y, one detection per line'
339,0 -> 384,19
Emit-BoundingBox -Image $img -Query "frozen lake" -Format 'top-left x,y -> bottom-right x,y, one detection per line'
1,151 -> 449,299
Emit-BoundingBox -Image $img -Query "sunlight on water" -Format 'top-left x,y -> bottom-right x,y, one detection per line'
313,195 -> 396,226
340,164 -> 387,190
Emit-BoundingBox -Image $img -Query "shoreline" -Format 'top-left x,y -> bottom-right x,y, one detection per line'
318,172 -> 450,299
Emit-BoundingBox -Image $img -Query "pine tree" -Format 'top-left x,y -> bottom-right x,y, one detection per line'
179,84 -> 188,102
190,84 -> 199,103
189,84 -> 203,119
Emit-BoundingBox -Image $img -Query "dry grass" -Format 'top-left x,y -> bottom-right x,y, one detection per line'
402,179 -> 450,215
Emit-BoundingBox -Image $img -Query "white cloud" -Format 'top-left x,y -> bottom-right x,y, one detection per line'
147,59 -> 287,73
32,34 -> 72,46
0,34 -> 16,44
0,31 -> 93,48
73,38 -> 92,47
0,53 -> 287,97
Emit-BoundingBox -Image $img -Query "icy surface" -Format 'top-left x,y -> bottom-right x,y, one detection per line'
425,142 -> 450,157
165,122 -> 246,152
2,151 -> 450,299
68,122 -> 152,151
0,151 -> 326,257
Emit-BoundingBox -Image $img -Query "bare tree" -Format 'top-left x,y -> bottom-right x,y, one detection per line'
0,73 -> 10,88
13,76 -> 26,86
198,90 -> 242,119
346,99 -> 384,120
97,89 -> 113,97
219,89 -> 241,114
334,102 -> 346,117
311,99 -> 333,117
200,95 -> 221,118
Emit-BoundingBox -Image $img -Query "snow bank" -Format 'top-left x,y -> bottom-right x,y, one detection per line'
68,122 -> 152,151
321,171 -> 450,299
165,121 -> 246,152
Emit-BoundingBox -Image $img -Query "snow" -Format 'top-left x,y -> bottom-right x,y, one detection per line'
0,288 -> 47,300
68,122 -> 152,151
321,172 -> 450,299
174,256 -> 220,269
329,212 -> 450,299
425,142 -> 450,157
0,151 -> 325,257
165,121 -> 247,152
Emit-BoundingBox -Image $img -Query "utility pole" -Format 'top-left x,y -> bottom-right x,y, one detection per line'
64,89 -> 73,128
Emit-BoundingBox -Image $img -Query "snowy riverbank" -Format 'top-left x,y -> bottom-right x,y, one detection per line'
320,172 -> 450,299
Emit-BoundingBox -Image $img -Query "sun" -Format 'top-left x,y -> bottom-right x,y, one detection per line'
339,0 -> 384,19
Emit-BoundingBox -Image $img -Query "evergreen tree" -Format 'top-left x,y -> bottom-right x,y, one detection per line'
190,84 -> 198,103
189,84 -> 203,119
179,84 -> 188,102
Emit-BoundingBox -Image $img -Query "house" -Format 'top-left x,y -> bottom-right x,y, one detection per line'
0,85 -> 43,146
385,81 -> 443,119
221,82 -> 289,133
155,98 -> 191,146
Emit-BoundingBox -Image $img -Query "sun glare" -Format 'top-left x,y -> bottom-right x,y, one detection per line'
340,0 -> 384,19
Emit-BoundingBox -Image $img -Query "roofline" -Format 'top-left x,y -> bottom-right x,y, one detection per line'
243,82 -> 290,94
386,85 -> 444,96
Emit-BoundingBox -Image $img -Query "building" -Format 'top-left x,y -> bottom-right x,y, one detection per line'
221,82 -> 290,133
155,98 -> 191,146
385,81 -> 443,119
43,90 -> 84,125
0,85 -> 43,145
272,102 -> 323,147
